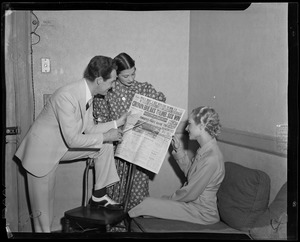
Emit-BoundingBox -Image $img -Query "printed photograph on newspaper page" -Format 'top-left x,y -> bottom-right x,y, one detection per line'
115,93 -> 185,174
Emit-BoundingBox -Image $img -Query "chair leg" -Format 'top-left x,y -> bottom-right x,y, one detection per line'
106,224 -> 111,232
64,218 -> 71,233
124,217 -> 130,231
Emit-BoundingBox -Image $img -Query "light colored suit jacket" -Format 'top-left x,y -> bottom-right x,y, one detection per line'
15,79 -> 116,177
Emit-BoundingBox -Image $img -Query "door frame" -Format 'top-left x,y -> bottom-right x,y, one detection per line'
5,10 -> 34,232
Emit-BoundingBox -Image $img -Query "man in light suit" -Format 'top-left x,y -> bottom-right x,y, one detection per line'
15,55 -> 129,232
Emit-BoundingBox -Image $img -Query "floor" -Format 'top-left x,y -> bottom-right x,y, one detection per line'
8,232 -> 253,239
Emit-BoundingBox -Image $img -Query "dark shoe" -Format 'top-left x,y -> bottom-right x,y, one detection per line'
89,195 -> 123,211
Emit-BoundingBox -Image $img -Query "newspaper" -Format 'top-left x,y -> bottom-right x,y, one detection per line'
115,93 -> 185,174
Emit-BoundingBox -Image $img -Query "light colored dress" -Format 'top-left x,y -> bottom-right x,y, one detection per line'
128,138 -> 225,225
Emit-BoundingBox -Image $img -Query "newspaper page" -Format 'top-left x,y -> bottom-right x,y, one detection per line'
115,93 -> 185,174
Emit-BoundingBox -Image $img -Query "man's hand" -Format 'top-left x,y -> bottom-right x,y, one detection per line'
103,128 -> 123,143
116,111 -> 131,127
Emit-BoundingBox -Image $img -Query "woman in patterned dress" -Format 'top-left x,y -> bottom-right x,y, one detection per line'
128,106 -> 225,225
93,52 -> 166,212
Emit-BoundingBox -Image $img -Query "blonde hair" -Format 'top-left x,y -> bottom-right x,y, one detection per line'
191,106 -> 221,138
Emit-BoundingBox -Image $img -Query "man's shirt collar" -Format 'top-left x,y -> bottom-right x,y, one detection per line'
84,79 -> 92,104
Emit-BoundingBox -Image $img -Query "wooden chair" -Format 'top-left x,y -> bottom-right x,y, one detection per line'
63,158 -> 136,233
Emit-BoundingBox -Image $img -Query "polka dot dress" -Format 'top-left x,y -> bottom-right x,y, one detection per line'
93,80 -> 166,232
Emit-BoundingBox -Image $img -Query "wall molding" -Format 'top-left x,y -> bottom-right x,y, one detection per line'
218,127 -> 287,158
176,121 -> 287,158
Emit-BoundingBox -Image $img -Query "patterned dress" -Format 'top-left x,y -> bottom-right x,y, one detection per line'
93,80 -> 166,231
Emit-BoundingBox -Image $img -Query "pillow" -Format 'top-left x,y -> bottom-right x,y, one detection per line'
217,162 -> 271,231
249,182 -> 287,240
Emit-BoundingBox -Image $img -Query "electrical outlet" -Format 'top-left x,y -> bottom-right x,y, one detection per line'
41,58 -> 50,73
6,126 -> 20,135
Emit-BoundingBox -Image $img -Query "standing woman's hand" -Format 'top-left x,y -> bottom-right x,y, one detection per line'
116,111 -> 132,127
171,135 -> 182,151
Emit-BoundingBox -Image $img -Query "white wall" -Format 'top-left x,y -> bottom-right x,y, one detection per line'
34,10 -> 190,119
188,3 -> 288,136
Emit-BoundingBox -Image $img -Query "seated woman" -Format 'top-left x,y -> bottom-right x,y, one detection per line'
93,52 -> 166,211
128,106 -> 225,225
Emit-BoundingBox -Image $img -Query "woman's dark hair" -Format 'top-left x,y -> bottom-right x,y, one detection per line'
83,55 -> 117,82
114,52 -> 135,74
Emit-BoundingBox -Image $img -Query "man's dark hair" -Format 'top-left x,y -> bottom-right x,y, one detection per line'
83,56 -> 117,81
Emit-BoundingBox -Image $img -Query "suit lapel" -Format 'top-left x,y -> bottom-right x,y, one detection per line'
78,79 -> 93,131
77,79 -> 88,118
71,79 -> 89,132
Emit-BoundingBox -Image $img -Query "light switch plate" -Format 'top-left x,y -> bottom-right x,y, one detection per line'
41,58 -> 50,73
